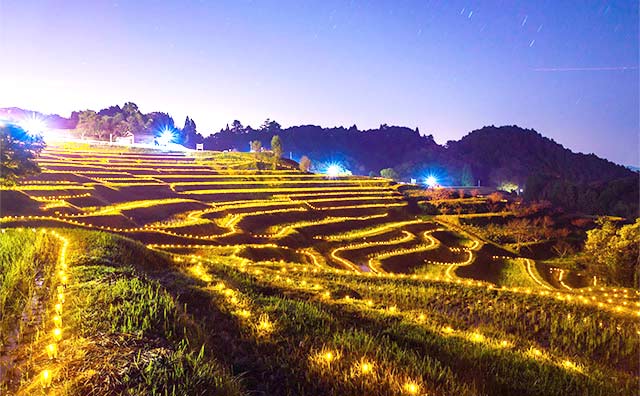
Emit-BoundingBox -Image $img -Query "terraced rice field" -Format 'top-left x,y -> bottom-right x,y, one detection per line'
1,145 -> 638,395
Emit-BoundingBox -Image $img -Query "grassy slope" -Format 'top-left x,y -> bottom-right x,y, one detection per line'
1,146 -> 639,395
1,229 -> 639,395
0,229 -> 242,396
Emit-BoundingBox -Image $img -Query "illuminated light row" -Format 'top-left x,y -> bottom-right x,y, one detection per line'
205,271 -> 276,335
65,198 -> 211,217
557,269 -> 573,291
421,229 -> 442,247
268,270 -> 585,384
31,192 -> 92,202
42,169 -> 134,175
369,241 -> 441,274
226,206 -> 306,220
91,181 -> 163,187
275,190 -> 397,199
157,173 -> 348,179
39,160 -> 212,170
257,213 -> 390,239
467,239 -> 481,250
91,177 -> 162,184
257,257 -> 493,288
0,215 -> 238,241
578,286 -> 639,296
434,217 -> 488,248
424,197 -> 487,204
218,207 -> 309,237
39,161 -> 296,174
45,147 -> 183,155
176,185 -> 395,195
308,349 -> 386,384
329,285 -> 590,377
1,184 -> 92,191
524,258 -> 554,290
187,261 -> 266,330
318,220 -> 424,242
43,164 -> 214,173
142,199 -> 298,229
330,231 -> 416,271
512,286 -> 640,316
424,250 -> 475,280
39,230 -> 71,390
148,242 -> 279,249
423,251 -> 475,267
18,180 -> 75,185
168,178 -> 389,187
300,195 -> 402,204
305,202 -> 407,211
42,202 -> 72,211
298,248 -> 329,268
41,156 -> 198,164
242,260 -> 636,370
207,199 -> 299,212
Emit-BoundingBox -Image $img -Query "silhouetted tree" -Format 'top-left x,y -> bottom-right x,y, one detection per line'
180,116 -> 202,148
299,155 -> 311,172
0,124 -> 45,184
261,119 -> 281,133
380,168 -> 399,180
250,140 -> 262,152
231,120 -> 244,133
583,218 -> 640,287
271,135 -> 282,169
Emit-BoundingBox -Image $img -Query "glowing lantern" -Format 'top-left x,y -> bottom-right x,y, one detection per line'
403,381 -> 420,394
46,343 -> 58,359
359,361 -> 373,375
41,369 -> 52,388
323,351 -> 334,363
470,332 -> 484,343
256,313 -> 273,334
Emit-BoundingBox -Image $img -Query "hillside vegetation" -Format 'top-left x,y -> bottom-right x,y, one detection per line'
0,144 -> 638,395
3,104 -> 636,216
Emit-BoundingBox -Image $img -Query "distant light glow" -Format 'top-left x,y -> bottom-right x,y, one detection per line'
20,114 -> 47,135
157,127 -> 176,146
425,175 -> 438,188
324,163 -> 351,177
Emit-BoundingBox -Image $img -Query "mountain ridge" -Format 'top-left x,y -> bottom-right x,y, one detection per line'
1,105 -> 636,217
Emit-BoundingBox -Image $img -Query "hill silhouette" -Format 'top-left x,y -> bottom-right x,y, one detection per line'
1,104 -> 636,217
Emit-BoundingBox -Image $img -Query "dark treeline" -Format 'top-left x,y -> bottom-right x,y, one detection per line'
2,105 -> 636,218
204,123 -> 637,218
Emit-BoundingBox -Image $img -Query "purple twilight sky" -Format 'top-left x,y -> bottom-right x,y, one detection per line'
0,0 -> 638,166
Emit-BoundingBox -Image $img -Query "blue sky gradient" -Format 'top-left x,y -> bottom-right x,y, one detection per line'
1,0 -> 637,165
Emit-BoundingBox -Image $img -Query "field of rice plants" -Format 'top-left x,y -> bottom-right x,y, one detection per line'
1,144 -> 638,395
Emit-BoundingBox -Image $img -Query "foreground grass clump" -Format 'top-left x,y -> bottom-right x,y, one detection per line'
2,226 -> 638,395
0,229 -> 58,345
3,229 -> 243,396
65,264 -> 241,396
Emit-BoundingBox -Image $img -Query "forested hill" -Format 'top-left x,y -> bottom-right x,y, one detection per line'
446,126 -> 633,186
2,105 -> 637,217
206,124 -> 633,185
205,124 -> 444,175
